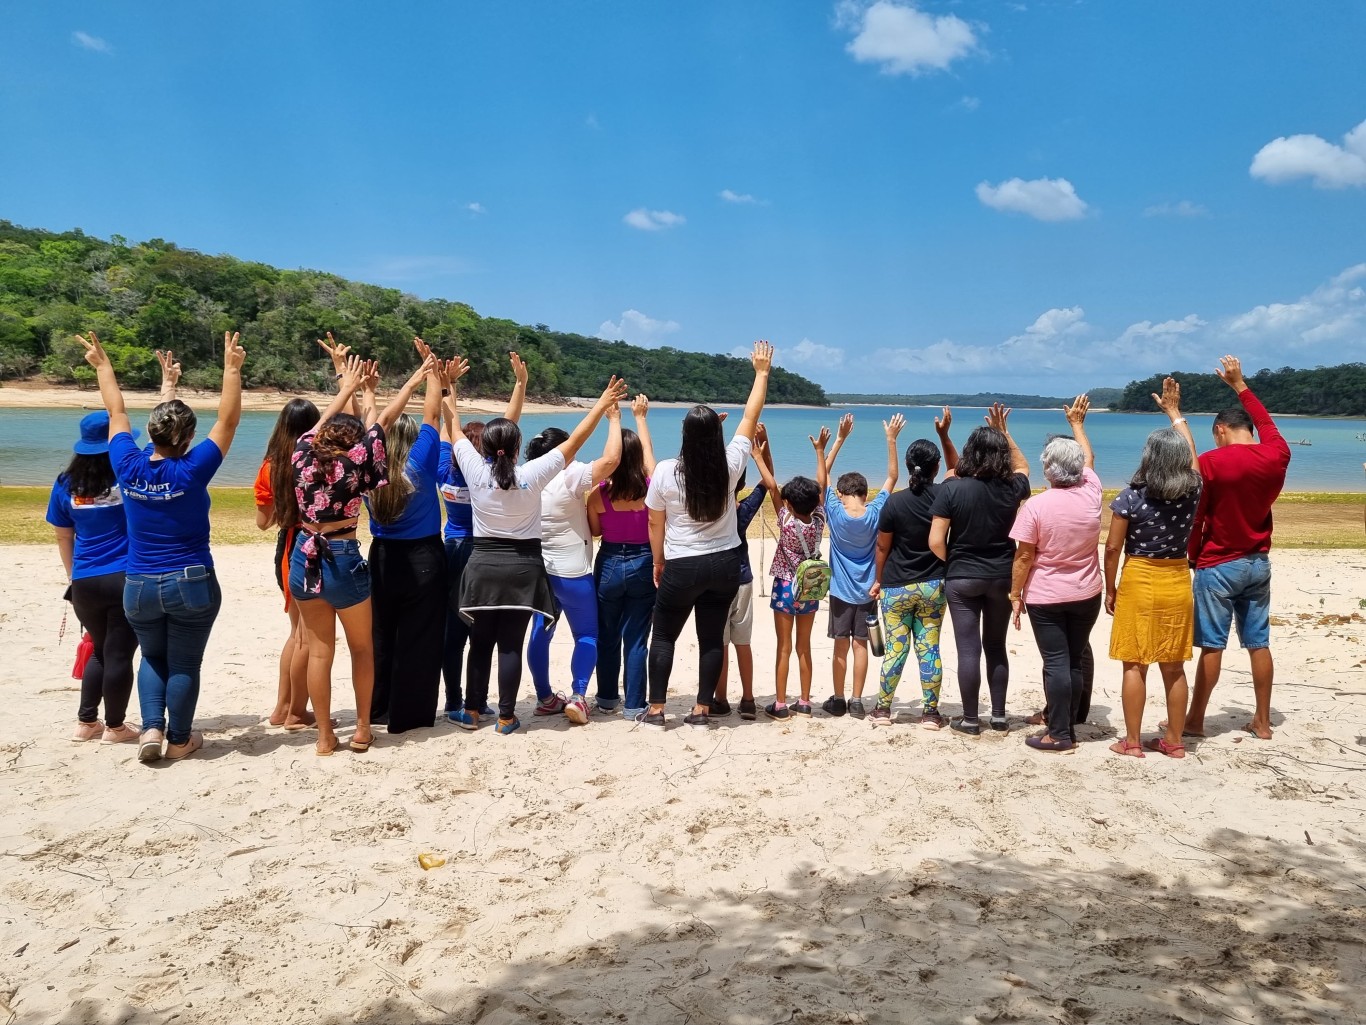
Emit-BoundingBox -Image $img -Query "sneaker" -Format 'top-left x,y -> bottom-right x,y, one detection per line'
683,712 -> 713,731
635,709 -> 667,731
534,693 -> 568,716
708,698 -> 733,717
101,723 -> 139,744
792,700 -> 813,717
764,702 -> 791,721
450,710 -> 481,731
950,718 -> 981,737
71,720 -> 104,743
919,709 -> 945,731
494,717 -> 522,735
623,707 -> 646,721
138,728 -> 165,763
565,696 -> 590,725
164,731 -> 204,760
821,696 -> 848,717
447,705 -> 495,722
990,716 -> 1010,733
739,698 -> 758,721
847,699 -> 867,720
596,701 -> 620,715
869,706 -> 893,726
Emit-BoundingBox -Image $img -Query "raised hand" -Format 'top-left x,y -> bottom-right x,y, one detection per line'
884,412 -> 906,439
446,357 -> 470,383
750,339 -> 774,373
413,336 -> 434,362
75,331 -> 110,370
1064,394 -> 1089,426
1215,354 -> 1246,392
339,354 -> 367,393
510,351 -> 529,386
360,359 -> 381,392
318,332 -> 350,373
632,393 -> 650,419
156,349 -> 182,386
223,331 -> 246,372
810,425 -> 831,451
1151,376 -> 1182,419
837,413 -> 854,440
934,406 -> 953,434
598,375 -> 629,409
985,402 -> 1011,433
755,421 -> 768,448
717,411 -> 729,423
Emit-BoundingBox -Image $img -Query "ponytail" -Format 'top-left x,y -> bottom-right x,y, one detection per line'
904,439 -> 942,494
481,418 -> 522,491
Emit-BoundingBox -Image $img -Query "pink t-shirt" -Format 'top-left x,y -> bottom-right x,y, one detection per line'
1009,467 -> 1103,605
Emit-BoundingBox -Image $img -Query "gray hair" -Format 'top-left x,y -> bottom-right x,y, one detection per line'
1130,427 -> 1201,500
1041,436 -> 1084,488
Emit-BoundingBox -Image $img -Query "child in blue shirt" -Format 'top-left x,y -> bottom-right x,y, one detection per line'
819,413 -> 905,717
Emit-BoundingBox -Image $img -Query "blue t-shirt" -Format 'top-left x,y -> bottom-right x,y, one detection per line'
825,487 -> 889,604
367,424 -> 442,540
437,440 -> 474,541
46,475 -> 130,580
735,484 -> 768,586
110,432 -> 223,574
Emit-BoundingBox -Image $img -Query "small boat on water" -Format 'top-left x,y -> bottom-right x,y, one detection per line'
1288,438 -> 1312,446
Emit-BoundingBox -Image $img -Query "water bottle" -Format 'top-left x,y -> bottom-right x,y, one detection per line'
865,611 -> 885,658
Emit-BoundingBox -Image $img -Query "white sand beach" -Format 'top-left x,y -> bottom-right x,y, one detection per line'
2,545 -> 1364,1024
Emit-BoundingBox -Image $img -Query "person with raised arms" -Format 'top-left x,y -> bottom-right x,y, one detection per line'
640,340 -> 773,731
449,371 -> 629,735
77,329 -> 246,764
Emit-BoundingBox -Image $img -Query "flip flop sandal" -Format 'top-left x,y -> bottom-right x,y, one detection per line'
349,734 -> 373,753
1143,737 -> 1186,758
1108,739 -> 1146,758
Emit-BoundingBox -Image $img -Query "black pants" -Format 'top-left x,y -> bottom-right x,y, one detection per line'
70,571 -> 137,727
1029,594 -> 1103,743
441,538 -> 474,713
465,609 -> 533,719
647,547 -> 741,707
1043,642 -> 1094,722
946,576 -> 1012,720
369,536 -> 447,734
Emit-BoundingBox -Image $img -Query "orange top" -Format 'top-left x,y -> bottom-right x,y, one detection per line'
253,459 -> 272,509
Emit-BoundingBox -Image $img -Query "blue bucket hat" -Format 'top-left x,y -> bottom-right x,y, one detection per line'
73,410 -> 138,455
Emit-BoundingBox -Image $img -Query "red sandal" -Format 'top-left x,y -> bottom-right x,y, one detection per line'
1143,737 -> 1186,758
1108,739 -> 1145,758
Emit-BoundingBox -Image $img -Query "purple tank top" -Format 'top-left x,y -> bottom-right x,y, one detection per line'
599,481 -> 650,543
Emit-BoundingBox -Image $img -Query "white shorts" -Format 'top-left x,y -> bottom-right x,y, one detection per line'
724,581 -> 755,646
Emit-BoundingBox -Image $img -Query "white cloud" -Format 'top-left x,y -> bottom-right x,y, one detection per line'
976,177 -> 1089,221
466,202 -> 486,215
1224,264 -> 1366,346
780,338 -> 846,369
1250,119 -> 1366,189
1143,200 -> 1209,218
955,95 -> 981,112
838,0 -> 978,76
719,189 -> 762,205
72,31 -> 111,53
623,208 -> 685,231
597,309 -> 682,346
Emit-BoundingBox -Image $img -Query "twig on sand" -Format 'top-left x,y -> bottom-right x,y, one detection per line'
5,742 -> 33,767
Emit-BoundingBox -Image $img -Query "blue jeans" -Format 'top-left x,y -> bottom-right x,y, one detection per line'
124,566 -> 222,745
1193,553 -> 1272,650
595,542 -> 656,713
529,574 -> 598,700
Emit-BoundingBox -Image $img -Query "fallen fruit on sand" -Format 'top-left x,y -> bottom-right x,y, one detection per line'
417,853 -> 446,870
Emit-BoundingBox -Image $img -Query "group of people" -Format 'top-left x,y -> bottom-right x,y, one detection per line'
50,328 -> 1290,763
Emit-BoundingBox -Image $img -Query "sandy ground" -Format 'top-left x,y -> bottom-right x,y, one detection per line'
1,545 -> 1364,1025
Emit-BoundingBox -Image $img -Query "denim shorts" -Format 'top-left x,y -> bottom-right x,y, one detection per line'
1192,553 -> 1271,650
770,576 -> 818,617
288,536 -> 371,610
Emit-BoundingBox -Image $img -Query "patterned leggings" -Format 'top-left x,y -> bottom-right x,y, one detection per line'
877,580 -> 946,711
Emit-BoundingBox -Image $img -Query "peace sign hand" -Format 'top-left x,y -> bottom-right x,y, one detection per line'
317,332 -> 350,373
156,349 -> 182,386
75,331 -> 110,370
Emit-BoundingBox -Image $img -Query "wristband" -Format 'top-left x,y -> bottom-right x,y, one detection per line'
334,373 -> 344,380
1170,416 -> 1186,426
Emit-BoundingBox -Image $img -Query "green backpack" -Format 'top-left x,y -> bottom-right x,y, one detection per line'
792,526 -> 831,604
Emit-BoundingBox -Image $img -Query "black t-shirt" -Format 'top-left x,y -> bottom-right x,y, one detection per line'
928,473 -> 1031,579
877,484 -> 945,587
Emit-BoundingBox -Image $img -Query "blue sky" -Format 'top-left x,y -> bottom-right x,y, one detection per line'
2,1 -> 1364,394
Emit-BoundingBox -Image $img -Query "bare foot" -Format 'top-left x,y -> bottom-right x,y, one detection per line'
1157,719 -> 1205,738
283,712 -> 337,731
268,709 -> 288,727
1109,739 -> 1145,758
316,735 -> 339,757
1244,720 -> 1273,740
1025,711 -> 1046,726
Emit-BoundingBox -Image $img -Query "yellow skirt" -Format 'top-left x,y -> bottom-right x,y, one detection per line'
1109,556 -> 1194,665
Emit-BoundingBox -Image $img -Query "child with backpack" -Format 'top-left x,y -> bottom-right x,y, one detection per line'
753,427 -> 830,719
820,412 -> 906,718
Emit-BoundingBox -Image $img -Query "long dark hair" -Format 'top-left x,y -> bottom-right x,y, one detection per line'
955,426 -> 1012,481
311,413 -> 365,478
482,418 -> 522,491
675,405 -> 728,523
267,398 -> 320,529
608,428 -> 648,502
904,439 -> 941,494
61,453 -> 117,500
526,426 -> 569,462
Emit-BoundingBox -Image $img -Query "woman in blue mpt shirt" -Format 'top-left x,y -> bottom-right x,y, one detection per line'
78,330 -> 247,765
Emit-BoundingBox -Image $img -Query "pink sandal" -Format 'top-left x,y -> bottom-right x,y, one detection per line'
1143,737 -> 1186,759
1108,739 -> 1145,758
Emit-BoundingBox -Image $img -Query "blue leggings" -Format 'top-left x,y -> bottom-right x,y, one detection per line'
529,573 -> 599,698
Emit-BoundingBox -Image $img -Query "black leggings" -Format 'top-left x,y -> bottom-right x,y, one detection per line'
945,576 -> 1012,721
647,548 -> 741,707
1029,595 -> 1103,742
70,571 -> 137,727
465,609 -> 533,720
369,536 -> 447,733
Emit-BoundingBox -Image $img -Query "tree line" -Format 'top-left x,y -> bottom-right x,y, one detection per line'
1114,365 -> 1366,416
0,220 -> 828,405
825,389 -> 1124,409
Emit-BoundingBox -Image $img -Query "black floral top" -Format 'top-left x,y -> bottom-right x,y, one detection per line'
291,424 -> 388,593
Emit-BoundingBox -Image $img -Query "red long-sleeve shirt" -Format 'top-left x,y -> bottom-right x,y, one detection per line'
1187,388 -> 1291,569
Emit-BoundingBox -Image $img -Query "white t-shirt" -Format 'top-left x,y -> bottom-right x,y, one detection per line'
646,436 -> 752,560
540,460 -> 595,577
453,438 -> 565,540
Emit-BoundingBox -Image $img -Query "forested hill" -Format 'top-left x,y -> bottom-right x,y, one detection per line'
1115,365 -> 1366,415
0,221 -> 828,405
826,388 -> 1124,409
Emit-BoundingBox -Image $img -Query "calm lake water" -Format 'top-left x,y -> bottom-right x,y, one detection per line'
3,404 -> 1365,491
